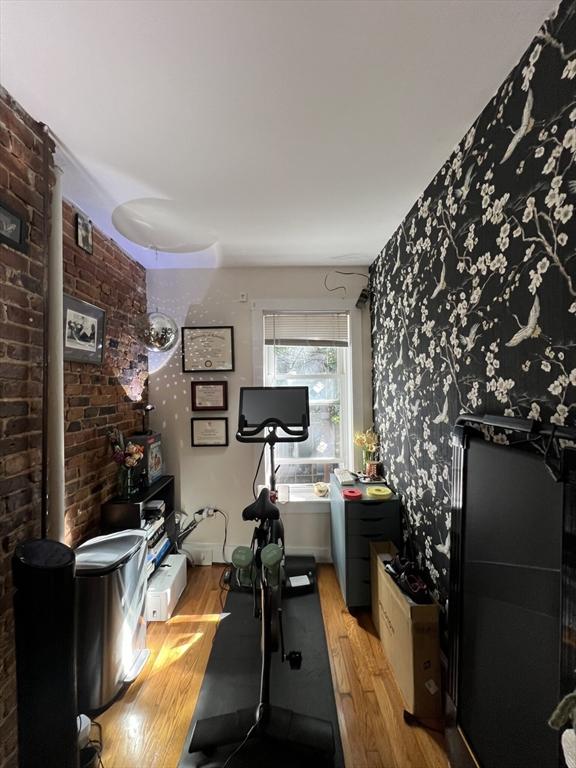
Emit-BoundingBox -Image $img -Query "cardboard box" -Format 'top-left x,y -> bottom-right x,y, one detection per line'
370,541 -> 442,718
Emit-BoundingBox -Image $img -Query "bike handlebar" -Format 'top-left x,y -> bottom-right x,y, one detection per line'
236,416 -> 309,443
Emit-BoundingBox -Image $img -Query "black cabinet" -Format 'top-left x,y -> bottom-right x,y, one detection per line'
329,475 -> 401,608
101,475 -> 176,570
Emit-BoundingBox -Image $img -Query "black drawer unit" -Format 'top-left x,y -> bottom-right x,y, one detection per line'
329,475 -> 401,608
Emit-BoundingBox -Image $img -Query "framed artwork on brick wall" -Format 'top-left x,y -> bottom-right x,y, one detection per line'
75,212 -> 93,254
63,294 -> 106,364
0,200 -> 27,253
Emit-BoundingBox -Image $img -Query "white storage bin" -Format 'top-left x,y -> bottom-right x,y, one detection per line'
146,554 -> 187,621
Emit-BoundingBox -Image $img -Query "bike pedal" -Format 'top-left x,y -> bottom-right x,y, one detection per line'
286,650 -> 302,670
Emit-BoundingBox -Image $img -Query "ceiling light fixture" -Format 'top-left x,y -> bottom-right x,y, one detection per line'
112,198 -> 216,253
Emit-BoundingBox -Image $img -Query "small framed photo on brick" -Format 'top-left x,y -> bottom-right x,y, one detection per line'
76,212 -> 93,254
63,294 -> 106,364
191,381 -> 228,411
0,200 -> 27,253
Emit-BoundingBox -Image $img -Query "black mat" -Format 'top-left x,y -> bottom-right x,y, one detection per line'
179,558 -> 343,768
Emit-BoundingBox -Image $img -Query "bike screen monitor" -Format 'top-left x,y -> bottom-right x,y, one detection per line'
238,386 -> 309,433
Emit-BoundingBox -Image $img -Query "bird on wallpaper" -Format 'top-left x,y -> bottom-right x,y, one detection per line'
500,88 -> 535,164
505,294 -> 541,347
432,396 -> 449,424
460,322 -> 480,352
455,165 -> 475,200
431,260 -> 447,299
435,530 -> 451,557
394,337 -> 404,368
411,510 -> 423,527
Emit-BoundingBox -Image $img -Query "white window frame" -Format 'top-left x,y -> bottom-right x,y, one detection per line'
251,298 -> 365,492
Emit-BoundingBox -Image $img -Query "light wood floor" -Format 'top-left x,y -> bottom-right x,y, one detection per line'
97,564 -> 448,768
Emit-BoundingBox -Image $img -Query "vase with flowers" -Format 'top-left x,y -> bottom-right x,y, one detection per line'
108,427 -> 145,498
353,428 -> 380,477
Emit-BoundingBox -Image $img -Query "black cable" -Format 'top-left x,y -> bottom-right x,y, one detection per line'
218,566 -> 231,612
543,424 -> 562,481
334,269 -> 369,278
177,519 -> 198,548
215,508 -> 229,563
402,710 -> 445,734
85,719 -> 105,767
252,444 -> 266,499
221,714 -> 261,768
323,272 -> 346,297
323,269 -> 369,298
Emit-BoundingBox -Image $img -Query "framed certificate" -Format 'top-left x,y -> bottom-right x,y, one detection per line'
191,418 -> 229,447
182,326 -> 234,372
191,381 -> 228,411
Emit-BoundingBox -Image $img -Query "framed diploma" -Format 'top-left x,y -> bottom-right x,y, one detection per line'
191,417 -> 229,447
191,381 -> 228,411
182,326 -> 235,372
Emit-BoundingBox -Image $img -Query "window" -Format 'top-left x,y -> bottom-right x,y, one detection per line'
263,311 -> 351,486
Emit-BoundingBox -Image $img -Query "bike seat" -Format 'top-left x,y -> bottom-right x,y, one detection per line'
242,488 -> 280,521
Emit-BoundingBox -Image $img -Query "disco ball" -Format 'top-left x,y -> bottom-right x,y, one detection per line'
138,312 -> 178,352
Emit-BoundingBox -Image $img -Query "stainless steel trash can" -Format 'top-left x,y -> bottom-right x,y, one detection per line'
75,530 -> 149,712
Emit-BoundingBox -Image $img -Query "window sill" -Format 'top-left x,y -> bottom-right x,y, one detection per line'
257,485 -> 331,508
283,486 -> 330,503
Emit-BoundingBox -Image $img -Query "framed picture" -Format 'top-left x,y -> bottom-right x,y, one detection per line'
63,294 -> 106,364
76,212 -> 93,254
191,381 -> 228,411
191,417 -> 229,447
0,201 -> 27,253
182,326 -> 234,372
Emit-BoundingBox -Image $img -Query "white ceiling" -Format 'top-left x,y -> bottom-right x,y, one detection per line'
0,0 -> 555,269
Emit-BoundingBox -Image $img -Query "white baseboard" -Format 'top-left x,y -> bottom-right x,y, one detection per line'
181,540 -> 332,565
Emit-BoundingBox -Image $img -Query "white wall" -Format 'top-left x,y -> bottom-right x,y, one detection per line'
146,266 -> 372,563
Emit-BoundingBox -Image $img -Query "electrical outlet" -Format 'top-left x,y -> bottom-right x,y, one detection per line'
239,292 -> 248,303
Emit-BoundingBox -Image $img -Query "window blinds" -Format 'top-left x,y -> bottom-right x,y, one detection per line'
264,312 -> 349,347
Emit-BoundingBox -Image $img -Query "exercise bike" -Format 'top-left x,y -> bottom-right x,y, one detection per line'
188,386 -> 335,767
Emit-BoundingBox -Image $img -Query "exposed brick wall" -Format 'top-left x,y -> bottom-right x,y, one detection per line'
62,201 -> 148,548
0,88 -> 51,768
0,88 -> 149,767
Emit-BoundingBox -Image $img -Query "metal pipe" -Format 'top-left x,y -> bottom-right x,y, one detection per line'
40,126 -> 51,538
47,165 -> 65,542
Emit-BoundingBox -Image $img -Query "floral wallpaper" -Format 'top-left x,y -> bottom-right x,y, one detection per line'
370,0 -> 576,610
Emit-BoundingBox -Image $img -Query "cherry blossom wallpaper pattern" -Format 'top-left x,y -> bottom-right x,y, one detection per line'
370,0 -> 576,610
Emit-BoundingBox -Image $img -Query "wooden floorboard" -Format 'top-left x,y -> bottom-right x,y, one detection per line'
96,563 -> 448,768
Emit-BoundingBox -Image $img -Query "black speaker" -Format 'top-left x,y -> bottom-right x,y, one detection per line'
12,539 -> 79,768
